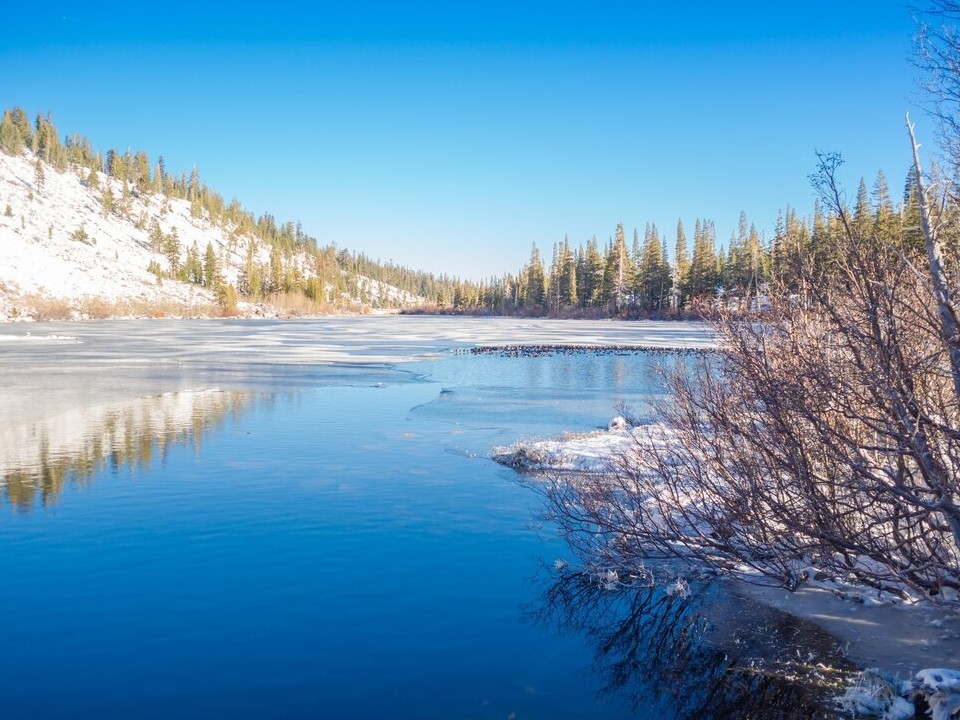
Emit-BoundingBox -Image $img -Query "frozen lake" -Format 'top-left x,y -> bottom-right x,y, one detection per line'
0,316 -> 864,718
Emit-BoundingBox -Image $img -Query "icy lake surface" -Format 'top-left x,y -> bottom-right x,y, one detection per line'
0,316 -> 921,718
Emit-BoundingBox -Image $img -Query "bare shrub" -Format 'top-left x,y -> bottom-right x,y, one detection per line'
263,291 -> 329,317
542,151 -> 960,605
77,296 -> 118,319
24,294 -> 73,321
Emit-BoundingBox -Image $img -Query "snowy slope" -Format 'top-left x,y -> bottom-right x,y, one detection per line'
0,150 -> 418,320
0,150 -> 227,319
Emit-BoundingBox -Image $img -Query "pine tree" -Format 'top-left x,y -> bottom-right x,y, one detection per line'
269,246 -> 284,294
809,201 -> 833,283
183,242 -> 203,284
9,107 -> 32,149
148,219 -> 164,253
638,224 -> 671,312
0,109 -> 23,154
33,113 -> 61,164
672,219 -> 691,310
165,228 -> 181,276
745,222 -> 764,293
602,223 -> 631,312
134,151 -> 151,194
86,166 -> 100,191
523,243 -> 546,309
901,168 -> 924,253
577,239 -> 603,308
101,185 -> 115,216
203,242 -> 218,288
558,237 -> 577,308
689,219 -> 718,301
188,165 -> 201,202
873,170 -> 902,249
239,240 -> 263,298
33,159 -> 45,194
548,241 -> 561,311
853,178 -> 872,238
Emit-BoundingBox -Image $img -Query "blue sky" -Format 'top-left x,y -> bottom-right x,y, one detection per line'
0,2 -> 926,279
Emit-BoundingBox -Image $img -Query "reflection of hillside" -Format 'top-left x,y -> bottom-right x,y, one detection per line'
0,389 -> 251,510
529,571 -> 856,719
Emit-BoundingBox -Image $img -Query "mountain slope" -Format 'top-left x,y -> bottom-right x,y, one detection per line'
0,148 -> 420,320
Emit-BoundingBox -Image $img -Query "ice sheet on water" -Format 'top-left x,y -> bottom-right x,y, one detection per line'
0,333 -> 79,342
0,316 -> 713,483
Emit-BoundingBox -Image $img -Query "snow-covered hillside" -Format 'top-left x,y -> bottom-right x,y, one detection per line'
0,150 -> 419,320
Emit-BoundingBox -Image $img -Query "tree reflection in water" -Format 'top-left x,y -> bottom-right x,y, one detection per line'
528,569 -> 857,719
0,389 -> 254,510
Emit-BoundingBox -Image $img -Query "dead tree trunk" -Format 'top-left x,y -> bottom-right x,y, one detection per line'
907,113 -> 960,400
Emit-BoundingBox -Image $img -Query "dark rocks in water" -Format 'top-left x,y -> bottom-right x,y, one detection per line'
459,344 -> 714,358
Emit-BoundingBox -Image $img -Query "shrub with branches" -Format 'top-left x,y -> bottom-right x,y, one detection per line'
542,142 -> 960,605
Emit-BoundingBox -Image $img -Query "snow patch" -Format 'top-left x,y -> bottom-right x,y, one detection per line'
839,667 -> 960,720
490,416 -> 670,473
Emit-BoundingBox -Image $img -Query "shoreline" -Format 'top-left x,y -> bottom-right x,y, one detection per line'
492,415 -> 960,706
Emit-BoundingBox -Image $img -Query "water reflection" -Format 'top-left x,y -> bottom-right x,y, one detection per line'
0,389 -> 252,510
529,570 -> 856,719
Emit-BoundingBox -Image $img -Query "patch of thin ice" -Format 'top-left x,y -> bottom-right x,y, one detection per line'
0,334 -> 80,342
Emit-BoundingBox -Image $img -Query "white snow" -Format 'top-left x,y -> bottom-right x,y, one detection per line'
491,416 -> 668,473
0,150 -> 219,317
836,670 -> 915,719
0,332 -> 79,342
839,667 -> 960,720
355,274 -> 420,307
913,669 -> 960,720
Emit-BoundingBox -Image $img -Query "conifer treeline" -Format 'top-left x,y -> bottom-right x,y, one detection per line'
432,171 -> 925,317
1,106 -> 922,316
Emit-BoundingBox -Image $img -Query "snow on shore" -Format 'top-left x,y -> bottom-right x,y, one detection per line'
494,414 -> 960,715
491,415 -> 657,473
838,667 -> 960,720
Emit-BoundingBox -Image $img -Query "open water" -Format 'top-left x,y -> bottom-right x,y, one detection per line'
0,317 -> 845,719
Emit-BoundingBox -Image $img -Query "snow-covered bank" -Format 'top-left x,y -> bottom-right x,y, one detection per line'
494,414 -> 960,716
492,415 -> 655,473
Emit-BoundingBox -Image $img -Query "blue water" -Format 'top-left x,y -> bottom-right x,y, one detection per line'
0,318 -> 841,719
0,319 -> 693,719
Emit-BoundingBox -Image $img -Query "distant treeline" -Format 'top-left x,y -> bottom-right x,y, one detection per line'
421,169 -> 929,318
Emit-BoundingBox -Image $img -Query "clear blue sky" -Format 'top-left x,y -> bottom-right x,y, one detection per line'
0,1 -> 927,280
